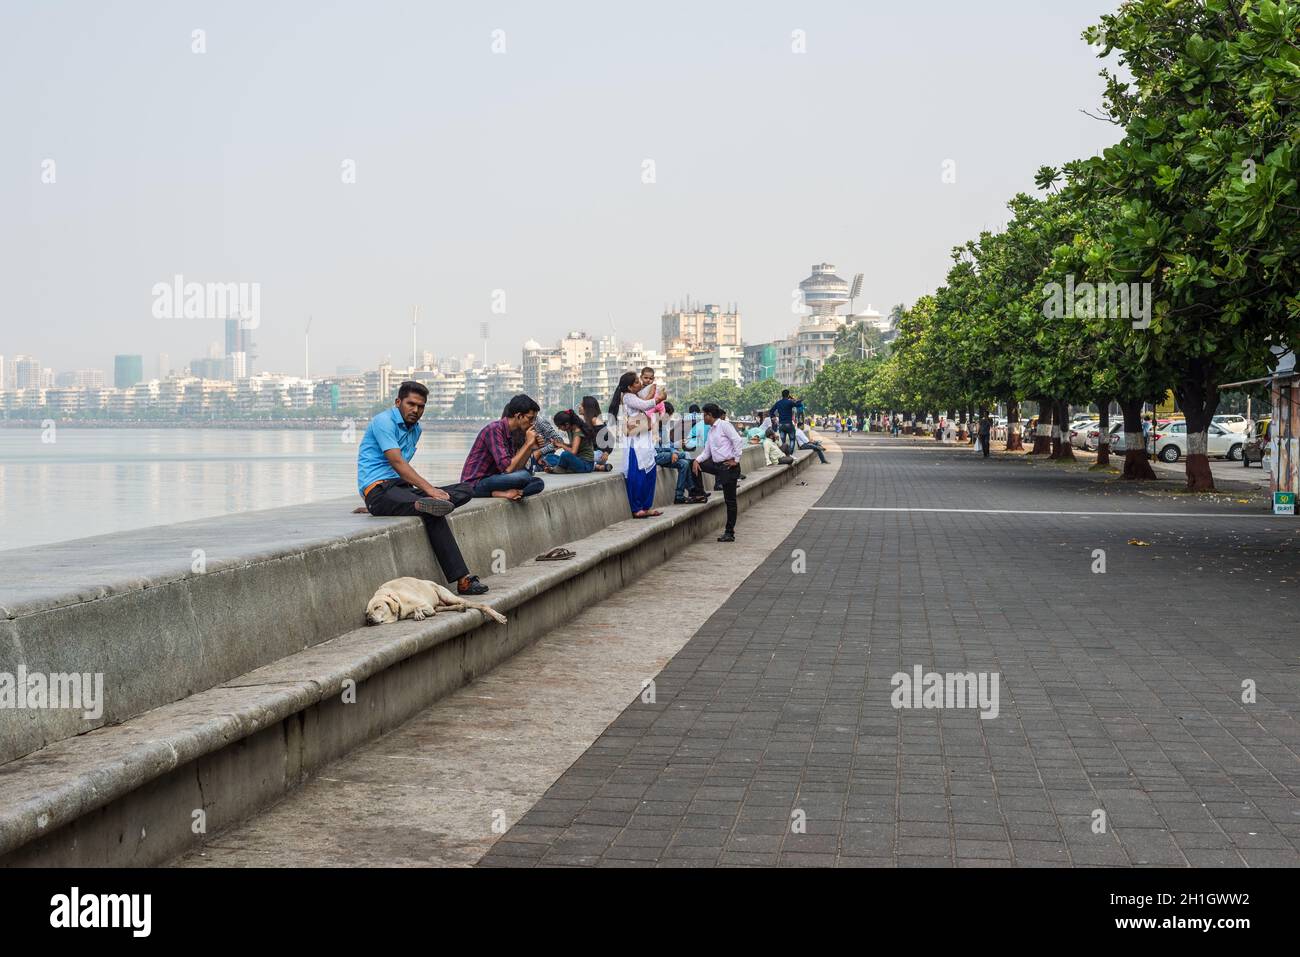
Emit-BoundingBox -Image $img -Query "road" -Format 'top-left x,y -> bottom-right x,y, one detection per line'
481,433 -> 1300,867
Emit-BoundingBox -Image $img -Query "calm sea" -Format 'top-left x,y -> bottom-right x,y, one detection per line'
0,427 -> 474,552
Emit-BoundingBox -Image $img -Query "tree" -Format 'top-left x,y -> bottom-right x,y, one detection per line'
1077,0 -> 1300,490
681,379 -> 742,413
739,378 -> 788,414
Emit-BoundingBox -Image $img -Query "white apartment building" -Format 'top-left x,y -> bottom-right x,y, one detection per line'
661,302 -> 742,354
665,345 -> 745,394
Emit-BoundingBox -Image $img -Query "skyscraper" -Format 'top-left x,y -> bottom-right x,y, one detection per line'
114,354 -> 144,389
14,355 -> 42,390
225,318 -> 255,378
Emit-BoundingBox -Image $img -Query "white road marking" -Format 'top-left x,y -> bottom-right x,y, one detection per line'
809,507 -> 1276,518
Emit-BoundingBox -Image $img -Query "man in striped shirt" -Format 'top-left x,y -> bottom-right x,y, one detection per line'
691,403 -> 745,543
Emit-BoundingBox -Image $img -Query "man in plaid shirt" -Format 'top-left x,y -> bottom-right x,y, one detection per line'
461,394 -> 546,501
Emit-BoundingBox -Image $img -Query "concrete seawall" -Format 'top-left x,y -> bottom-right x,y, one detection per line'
0,444 -> 812,865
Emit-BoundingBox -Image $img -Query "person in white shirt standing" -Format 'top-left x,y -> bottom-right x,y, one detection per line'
692,403 -> 745,542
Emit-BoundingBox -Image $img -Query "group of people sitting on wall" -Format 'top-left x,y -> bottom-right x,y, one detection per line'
355,370 -> 827,599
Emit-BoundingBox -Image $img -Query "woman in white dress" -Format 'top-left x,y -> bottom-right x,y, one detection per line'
608,371 -> 664,518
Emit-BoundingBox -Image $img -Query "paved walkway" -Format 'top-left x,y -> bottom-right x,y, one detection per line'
480,434 -> 1300,867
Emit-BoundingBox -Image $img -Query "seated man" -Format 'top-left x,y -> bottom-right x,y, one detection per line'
654,401 -> 705,504
761,428 -> 795,466
462,394 -> 546,501
795,422 -> 829,464
358,380 -> 489,596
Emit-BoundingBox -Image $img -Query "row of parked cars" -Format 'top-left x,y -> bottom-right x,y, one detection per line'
1065,414 -> 1270,464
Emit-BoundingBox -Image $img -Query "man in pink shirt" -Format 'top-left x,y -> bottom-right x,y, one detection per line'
691,403 -> 745,543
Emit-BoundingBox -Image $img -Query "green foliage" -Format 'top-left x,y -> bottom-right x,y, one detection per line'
680,379 -> 743,413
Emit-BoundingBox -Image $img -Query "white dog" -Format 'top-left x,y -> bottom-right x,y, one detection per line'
365,577 -> 507,626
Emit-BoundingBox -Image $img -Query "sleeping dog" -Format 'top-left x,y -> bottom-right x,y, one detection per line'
365,576 -> 507,626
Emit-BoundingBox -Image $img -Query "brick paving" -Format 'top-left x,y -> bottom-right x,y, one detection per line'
478,435 -> 1300,867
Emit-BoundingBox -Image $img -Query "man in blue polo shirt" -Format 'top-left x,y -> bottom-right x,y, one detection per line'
357,380 -> 488,596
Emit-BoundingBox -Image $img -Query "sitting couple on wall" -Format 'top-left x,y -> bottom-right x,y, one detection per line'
357,386 -> 556,597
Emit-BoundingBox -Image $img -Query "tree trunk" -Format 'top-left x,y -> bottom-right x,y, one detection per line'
1096,399 -> 1111,467
1005,398 -> 1023,451
1048,401 -> 1063,457
1175,365 -> 1221,493
1119,398 -> 1156,480
1030,399 -> 1052,454
1052,399 -> 1075,460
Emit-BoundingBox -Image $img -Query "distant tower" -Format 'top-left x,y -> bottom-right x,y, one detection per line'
798,263 -> 851,319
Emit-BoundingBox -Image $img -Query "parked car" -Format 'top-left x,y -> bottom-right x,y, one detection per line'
1242,418 -> 1272,467
1069,420 -> 1099,450
1153,421 -> 1244,462
1104,421 -> 1129,452
1212,414 -> 1250,434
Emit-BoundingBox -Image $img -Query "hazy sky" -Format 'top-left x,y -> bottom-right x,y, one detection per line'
2,0 -> 1125,377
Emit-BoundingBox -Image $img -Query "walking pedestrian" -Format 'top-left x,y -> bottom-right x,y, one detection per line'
769,390 -> 802,453
979,414 -> 992,458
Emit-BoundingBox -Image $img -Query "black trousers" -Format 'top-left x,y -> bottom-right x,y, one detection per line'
980,432 -> 991,457
698,459 -> 740,533
364,480 -> 474,583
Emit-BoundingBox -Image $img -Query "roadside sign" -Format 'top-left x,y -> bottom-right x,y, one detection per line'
1274,492 -> 1296,516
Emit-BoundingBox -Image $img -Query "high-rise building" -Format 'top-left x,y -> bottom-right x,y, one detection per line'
189,357 -> 227,379
225,318 -> 255,378
743,343 -> 778,383
114,354 -> 144,389
661,301 -> 741,354
0,354 -> 6,390
13,355 -> 42,390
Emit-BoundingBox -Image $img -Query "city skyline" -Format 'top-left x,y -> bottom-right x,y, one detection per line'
3,1 -> 1124,375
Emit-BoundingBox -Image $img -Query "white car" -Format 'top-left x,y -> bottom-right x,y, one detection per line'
1154,422 -> 1245,462
1069,420 -> 1100,450
1212,414 -> 1250,434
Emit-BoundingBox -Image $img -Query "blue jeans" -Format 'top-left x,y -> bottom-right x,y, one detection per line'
472,470 -> 545,498
656,447 -> 698,500
778,423 -> 796,453
800,441 -> 827,464
543,450 -> 595,473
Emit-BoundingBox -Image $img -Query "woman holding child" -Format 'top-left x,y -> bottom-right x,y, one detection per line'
609,371 -> 664,518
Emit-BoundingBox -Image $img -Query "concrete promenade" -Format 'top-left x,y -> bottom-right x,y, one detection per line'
174,446 -> 842,866
480,434 -> 1300,867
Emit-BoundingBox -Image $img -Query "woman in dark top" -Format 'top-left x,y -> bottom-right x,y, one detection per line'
542,409 -> 611,473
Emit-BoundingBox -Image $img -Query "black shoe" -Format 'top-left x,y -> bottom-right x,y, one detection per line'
717,532 -> 735,543
457,575 -> 489,596
674,498 -> 687,505
686,495 -> 709,504
414,497 -> 455,518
